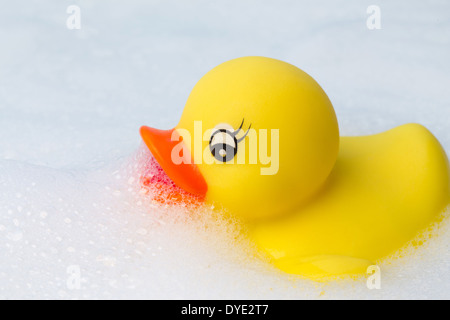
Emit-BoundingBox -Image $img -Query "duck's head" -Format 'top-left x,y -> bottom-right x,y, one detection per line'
141,56 -> 339,221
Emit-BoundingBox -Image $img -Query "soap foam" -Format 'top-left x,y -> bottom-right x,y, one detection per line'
1,145 -> 448,299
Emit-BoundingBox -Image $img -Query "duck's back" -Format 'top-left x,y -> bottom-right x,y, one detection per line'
251,123 -> 450,277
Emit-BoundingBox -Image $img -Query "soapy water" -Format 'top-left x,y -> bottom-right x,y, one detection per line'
0,145 -> 294,299
0,0 -> 449,299
0,144 -> 448,299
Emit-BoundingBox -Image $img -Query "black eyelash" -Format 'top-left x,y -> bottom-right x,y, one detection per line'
232,118 -> 245,137
237,124 -> 251,143
233,118 -> 251,143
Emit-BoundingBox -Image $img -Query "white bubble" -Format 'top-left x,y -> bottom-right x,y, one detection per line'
136,228 -> 147,235
7,232 -> 23,242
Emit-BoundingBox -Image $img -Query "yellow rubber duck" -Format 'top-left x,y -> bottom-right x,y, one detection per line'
140,56 -> 450,278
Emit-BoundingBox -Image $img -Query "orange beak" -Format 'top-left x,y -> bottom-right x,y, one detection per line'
140,126 -> 208,197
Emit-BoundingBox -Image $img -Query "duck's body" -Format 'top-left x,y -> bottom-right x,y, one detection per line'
140,56 -> 450,279
251,123 -> 450,276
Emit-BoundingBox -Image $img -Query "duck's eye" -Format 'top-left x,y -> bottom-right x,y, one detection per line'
209,128 -> 237,163
209,120 -> 251,163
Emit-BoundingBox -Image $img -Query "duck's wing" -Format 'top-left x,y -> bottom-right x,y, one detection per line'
251,123 -> 450,277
